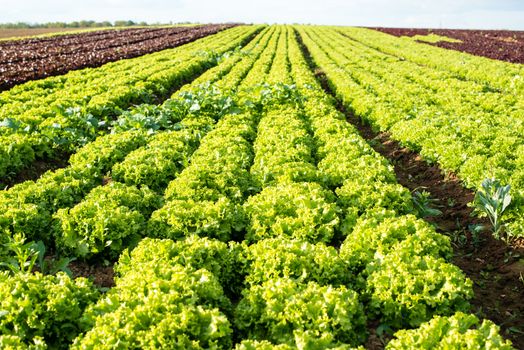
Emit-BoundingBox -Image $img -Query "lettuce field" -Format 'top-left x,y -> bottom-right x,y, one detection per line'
0,24 -> 523,349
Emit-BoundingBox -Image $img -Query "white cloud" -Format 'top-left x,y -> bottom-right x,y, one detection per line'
0,0 -> 522,29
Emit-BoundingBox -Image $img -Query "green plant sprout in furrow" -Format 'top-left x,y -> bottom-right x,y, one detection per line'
473,178 -> 512,242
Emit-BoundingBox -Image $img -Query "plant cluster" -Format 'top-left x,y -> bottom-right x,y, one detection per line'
0,25 -> 514,349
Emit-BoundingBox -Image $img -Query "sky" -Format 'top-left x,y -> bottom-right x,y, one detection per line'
1,0 -> 524,30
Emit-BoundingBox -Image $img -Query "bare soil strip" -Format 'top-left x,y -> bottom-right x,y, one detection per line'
295,29 -> 524,349
371,27 -> 524,64
0,24 -> 238,91
0,152 -> 70,190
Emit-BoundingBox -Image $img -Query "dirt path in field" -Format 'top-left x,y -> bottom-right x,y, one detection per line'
295,29 -> 524,349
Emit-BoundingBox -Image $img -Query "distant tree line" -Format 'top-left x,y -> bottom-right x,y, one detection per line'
0,20 -> 182,29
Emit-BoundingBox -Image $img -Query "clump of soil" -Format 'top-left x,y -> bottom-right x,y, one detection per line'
69,260 -> 115,289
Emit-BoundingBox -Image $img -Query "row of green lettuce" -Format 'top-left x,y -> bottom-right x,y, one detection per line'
0,24 -> 280,350
0,25 -> 514,349
333,27 -> 524,95
0,25 -> 276,253
0,24 -> 263,182
53,26 -> 281,259
0,24 -> 279,349
296,25 -> 524,239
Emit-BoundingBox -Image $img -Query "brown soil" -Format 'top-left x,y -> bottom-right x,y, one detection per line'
371,27 -> 524,64
37,254 -> 115,288
365,320 -> 393,349
294,28 -> 524,348
0,152 -> 70,190
69,260 -> 115,289
0,24 -> 238,91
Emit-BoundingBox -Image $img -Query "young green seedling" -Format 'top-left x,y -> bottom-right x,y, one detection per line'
473,178 -> 511,242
